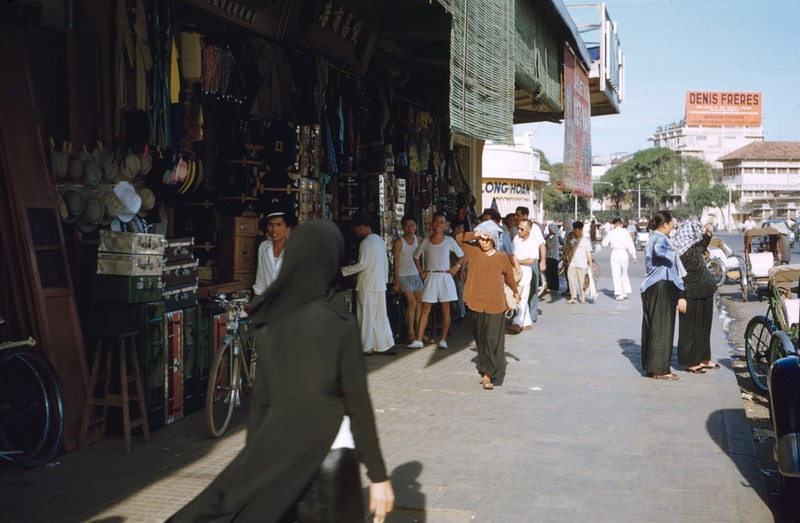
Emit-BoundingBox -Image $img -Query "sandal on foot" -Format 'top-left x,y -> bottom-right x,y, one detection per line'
482,382 -> 494,390
685,367 -> 706,374
566,300 -> 577,305
701,363 -> 721,370
652,373 -> 679,380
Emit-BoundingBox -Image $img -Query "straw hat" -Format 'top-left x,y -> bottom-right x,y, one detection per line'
118,153 -> 141,182
98,184 -> 123,225
136,186 -> 156,217
114,181 -> 142,222
59,184 -> 84,223
83,159 -> 103,187
67,154 -> 83,182
77,189 -> 104,233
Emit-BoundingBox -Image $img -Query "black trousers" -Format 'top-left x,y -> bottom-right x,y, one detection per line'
545,257 -> 560,291
279,448 -> 363,523
471,311 -> 507,380
641,280 -> 679,375
678,295 -> 714,367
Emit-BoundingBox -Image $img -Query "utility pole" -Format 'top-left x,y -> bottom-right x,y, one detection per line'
638,182 -> 642,220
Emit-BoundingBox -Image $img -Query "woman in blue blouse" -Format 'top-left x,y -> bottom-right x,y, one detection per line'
640,211 -> 686,380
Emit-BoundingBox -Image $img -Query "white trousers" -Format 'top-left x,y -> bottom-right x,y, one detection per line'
513,265 -> 532,327
356,291 -> 395,353
610,250 -> 632,296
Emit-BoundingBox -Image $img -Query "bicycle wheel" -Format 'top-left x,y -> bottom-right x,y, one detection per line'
0,349 -> 63,466
706,258 -> 725,287
206,340 -> 240,438
537,270 -> 546,298
745,315 -> 777,392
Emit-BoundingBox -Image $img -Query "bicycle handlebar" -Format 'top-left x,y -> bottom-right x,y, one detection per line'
0,337 -> 36,351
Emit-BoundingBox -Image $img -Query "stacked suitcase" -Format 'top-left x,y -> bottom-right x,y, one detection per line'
92,230 -> 166,303
163,238 -> 199,312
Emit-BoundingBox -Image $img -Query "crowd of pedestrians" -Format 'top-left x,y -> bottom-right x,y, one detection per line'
172,206 -> 727,522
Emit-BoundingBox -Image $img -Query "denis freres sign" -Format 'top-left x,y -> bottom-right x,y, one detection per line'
685,91 -> 762,127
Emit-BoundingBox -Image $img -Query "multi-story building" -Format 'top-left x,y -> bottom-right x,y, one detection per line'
650,123 -> 765,170
718,142 -> 800,223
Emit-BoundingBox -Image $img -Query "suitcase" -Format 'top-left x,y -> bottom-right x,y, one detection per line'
90,274 -> 163,303
181,307 -> 203,415
99,230 -> 167,255
164,310 -> 184,424
97,253 -> 166,276
165,237 -> 195,263
163,283 -> 198,312
171,203 -> 217,244
162,259 -> 199,287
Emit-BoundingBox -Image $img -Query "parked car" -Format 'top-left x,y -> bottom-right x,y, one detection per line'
761,220 -> 796,248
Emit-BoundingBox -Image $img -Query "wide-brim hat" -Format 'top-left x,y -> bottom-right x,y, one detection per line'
50,146 -> 69,180
97,184 -> 123,225
118,153 -> 141,182
138,152 -> 152,176
83,159 -> 103,187
114,181 -> 142,222
59,183 -> 84,223
67,154 -> 83,182
101,157 -> 118,181
136,186 -> 156,217
77,188 -> 104,233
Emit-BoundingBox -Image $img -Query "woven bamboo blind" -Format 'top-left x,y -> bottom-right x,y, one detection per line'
444,0 -> 514,145
515,0 -> 562,113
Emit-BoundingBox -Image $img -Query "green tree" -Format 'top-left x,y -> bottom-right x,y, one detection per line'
687,184 -> 736,214
542,162 -> 589,220
597,164 -> 633,210
682,156 -> 714,190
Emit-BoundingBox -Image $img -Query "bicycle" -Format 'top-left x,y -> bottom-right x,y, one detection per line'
0,316 -> 65,466
205,293 -> 257,438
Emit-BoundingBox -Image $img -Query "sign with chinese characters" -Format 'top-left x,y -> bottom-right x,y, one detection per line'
562,44 -> 592,198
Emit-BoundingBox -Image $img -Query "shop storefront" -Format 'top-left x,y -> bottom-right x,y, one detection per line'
0,0 -> 614,456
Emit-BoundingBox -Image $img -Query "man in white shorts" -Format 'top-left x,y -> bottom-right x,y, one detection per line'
408,212 -> 465,349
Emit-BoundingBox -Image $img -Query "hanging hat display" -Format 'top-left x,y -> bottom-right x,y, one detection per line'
118,153 -> 141,181
59,183 -> 84,223
114,181 -> 142,222
82,159 -> 103,187
67,154 -> 83,182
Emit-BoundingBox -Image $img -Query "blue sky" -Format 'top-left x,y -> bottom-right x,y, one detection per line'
516,0 -> 800,163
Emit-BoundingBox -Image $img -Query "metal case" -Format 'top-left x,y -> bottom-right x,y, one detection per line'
99,230 -> 167,255
90,274 -> 163,303
97,253 -> 165,276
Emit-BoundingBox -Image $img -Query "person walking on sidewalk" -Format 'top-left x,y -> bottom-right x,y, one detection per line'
457,225 -> 519,390
409,212 -> 465,349
640,210 -> 685,380
602,217 -> 638,300
392,215 -> 424,344
544,222 -> 562,293
169,221 -> 395,523
342,212 -> 395,355
566,221 -> 593,304
509,219 -> 546,331
675,220 -> 719,373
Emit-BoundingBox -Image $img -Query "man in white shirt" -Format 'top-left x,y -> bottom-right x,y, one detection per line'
251,211 -> 296,307
510,219 -> 546,332
342,212 -> 395,354
601,217 -> 638,300
409,212 -> 465,349
566,221 -> 593,304
744,215 -> 756,231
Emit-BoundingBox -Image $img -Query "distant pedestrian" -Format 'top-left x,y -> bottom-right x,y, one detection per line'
675,220 -> 719,373
640,210 -> 685,380
602,217 -> 638,300
342,212 -> 395,355
566,221 -> 593,304
545,222 -> 562,292
409,212 -> 465,349
456,225 -> 519,390
743,214 -> 756,232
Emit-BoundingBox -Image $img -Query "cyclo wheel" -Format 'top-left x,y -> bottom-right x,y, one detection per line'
206,340 -> 240,438
769,331 -> 796,365
0,348 -> 62,467
706,258 -> 725,287
739,260 -> 749,302
745,315 -> 777,392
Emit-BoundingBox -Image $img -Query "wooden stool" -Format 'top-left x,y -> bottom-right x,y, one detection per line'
79,330 -> 150,452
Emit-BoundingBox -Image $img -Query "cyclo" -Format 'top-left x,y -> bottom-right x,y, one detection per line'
764,265 -> 800,512
703,237 -> 746,291
741,226 -> 787,302
744,264 -> 800,392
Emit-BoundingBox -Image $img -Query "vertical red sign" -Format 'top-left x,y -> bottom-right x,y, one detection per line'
563,44 -> 593,198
